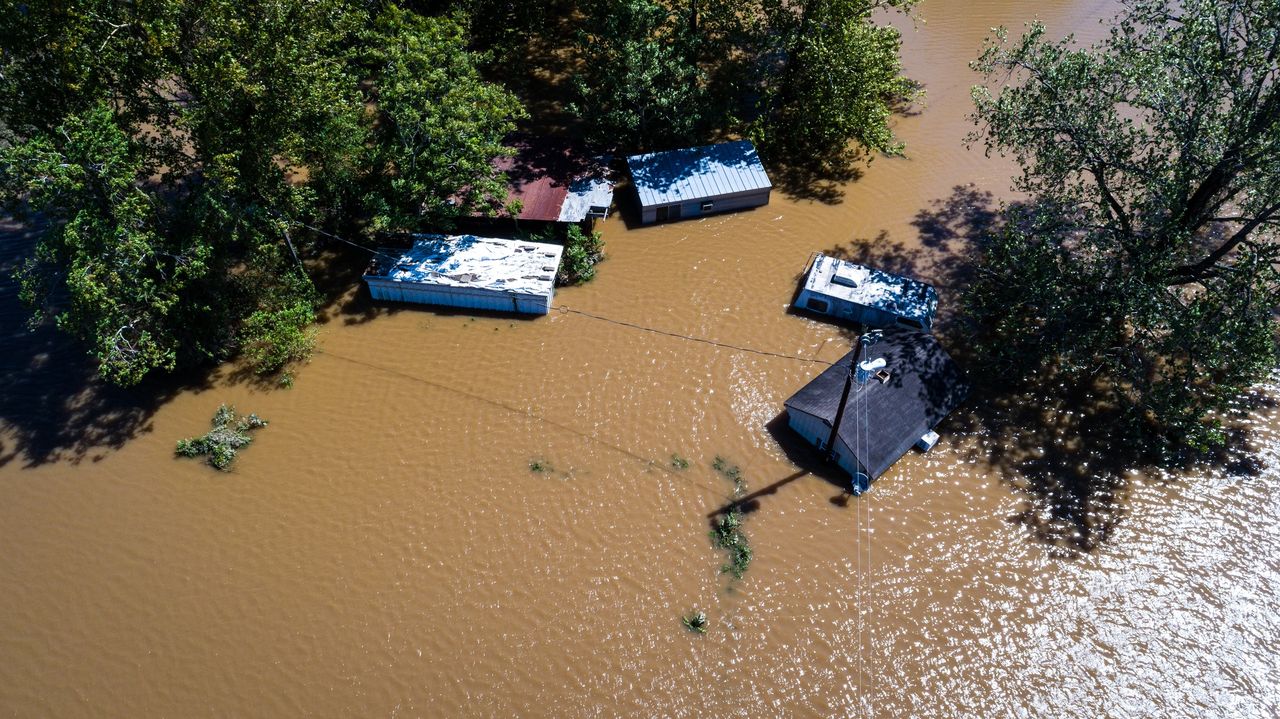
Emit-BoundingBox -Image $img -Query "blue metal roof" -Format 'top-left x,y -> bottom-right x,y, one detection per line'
626,140 -> 772,208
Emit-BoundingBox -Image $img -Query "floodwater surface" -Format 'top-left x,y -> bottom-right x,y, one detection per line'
2,1 -> 1278,717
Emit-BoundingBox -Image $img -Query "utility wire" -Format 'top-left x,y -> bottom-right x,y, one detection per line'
321,349 -> 730,500
276,217 -> 842,366
273,212 -> 407,266
554,305 -> 835,366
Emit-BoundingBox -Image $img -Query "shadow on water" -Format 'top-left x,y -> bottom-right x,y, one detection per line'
802,185 -> 1266,555
0,218 -> 212,469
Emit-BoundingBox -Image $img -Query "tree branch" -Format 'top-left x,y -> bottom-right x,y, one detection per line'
1167,202 -> 1280,282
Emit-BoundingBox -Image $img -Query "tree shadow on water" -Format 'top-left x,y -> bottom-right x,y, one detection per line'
803,185 -> 1266,556
0,219 -> 209,469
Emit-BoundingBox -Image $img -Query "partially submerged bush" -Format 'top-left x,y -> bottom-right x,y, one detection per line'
557,224 -> 604,285
670,453 -> 690,470
239,292 -> 316,375
712,455 -> 745,495
682,610 -> 709,634
175,404 -> 268,470
711,507 -> 753,579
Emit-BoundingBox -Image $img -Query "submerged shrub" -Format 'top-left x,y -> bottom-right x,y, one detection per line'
682,610 -> 709,634
175,404 -> 268,470
711,507 -> 753,579
557,225 -> 605,285
712,455 -> 745,495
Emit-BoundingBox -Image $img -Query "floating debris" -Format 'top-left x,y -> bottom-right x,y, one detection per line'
175,405 -> 268,471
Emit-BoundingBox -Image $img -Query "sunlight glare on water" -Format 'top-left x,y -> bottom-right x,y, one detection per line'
1,1 -> 1277,717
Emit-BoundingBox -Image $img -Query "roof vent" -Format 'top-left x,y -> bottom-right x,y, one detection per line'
832,265 -> 860,288
855,357 -> 887,384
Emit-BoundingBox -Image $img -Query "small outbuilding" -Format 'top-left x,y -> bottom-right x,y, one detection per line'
783,329 -> 967,489
627,140 -> 772,224
363,234 -> 563,315
795,253 -> 938,331
487,135 -> 614,224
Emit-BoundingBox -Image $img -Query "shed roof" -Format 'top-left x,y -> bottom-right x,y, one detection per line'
627,140 -> 772,208
802,254 -> 937,324
488,135 -> 613,222
364,234 -> 563,298
784,329 -> 968,479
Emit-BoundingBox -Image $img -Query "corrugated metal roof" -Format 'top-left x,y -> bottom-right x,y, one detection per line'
803,254 -> 938,324
783,330 -> 968,479
627,140 -> 772,208
363,234 -> 563,298
486,135 -> 614,222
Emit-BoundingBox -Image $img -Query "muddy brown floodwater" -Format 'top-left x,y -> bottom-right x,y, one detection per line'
2,1 -> 1278,717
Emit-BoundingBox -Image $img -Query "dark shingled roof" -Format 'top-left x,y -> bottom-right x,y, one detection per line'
784,329 -> 969,479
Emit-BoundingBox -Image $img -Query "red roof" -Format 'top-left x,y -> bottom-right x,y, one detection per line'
487,135 -> 606,222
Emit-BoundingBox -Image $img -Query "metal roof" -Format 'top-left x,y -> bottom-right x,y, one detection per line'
783,329 -> 968,479
487,135 -> 614,222
364,234 -> 563,298
626,140 -> 772,208
802,254 -> 938,324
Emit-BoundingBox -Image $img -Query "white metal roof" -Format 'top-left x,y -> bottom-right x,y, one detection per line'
626,140 -> 772,208
558,175 -> 614,222
802,254 -> 937,324
364,235 -> 563,298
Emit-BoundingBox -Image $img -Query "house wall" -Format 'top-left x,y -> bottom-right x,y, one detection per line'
365,279 -> 552,315
795,290 -> 930,330
640,189 -> 771,225
785,409 -> 863,480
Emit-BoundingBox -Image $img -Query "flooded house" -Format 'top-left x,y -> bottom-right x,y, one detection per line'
783,329 -> 967,490
486,135 -> 614,225
795,253 -> 938,331
363,234 -> 563,315
627,140 -> 772,224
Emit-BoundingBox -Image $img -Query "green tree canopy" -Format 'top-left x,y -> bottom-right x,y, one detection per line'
0,1 -> 523,384
749,0 -> 916,168
569,0 -> 711,149
567,0 -> 915,162
966,0 -> 1280,453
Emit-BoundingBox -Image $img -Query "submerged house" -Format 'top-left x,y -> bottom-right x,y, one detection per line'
486,135 -> 614,224
783,329 -> 967,489
795,253 -> 939,331
627,140 -> 772,224
363,234 -> 563,315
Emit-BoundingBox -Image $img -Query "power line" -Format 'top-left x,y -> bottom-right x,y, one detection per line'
320,349 -> 730,499
554,305 -> 835,366
277,217 -> 842,367
280,215 -> 407,266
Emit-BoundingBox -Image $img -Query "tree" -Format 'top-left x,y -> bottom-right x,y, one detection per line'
569,0 -> 711,149
358,7 -> 525,231
749,0 -> 916,171
966,0 -> 1280,453
0,1 -> 524,384
566,0 -> 915,167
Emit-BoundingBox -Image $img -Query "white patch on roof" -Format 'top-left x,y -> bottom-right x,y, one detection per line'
627,140 -> 772,208
364,234 -> 563,298
803,254 -> 937,323
558,175 -> 614,222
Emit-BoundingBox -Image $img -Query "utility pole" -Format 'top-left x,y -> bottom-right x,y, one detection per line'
825,330 -> 883,467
